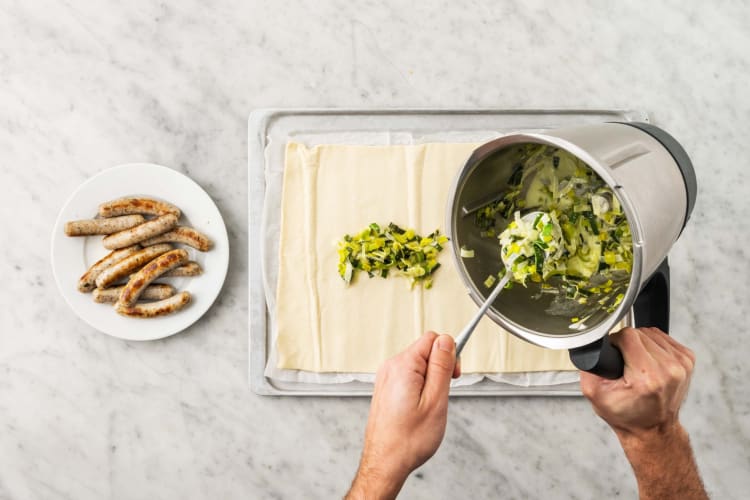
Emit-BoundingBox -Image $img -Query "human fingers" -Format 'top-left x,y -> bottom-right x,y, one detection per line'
420,335 -> 456,408
579,370 -> 602,400
639,328 -> 695,376
375,333 -> 434,391
453,357 -> 461,379
395,332 -> 439,379
640,328 -> 684,360
609,327 -> 668,366
662,335 -> 696,366
638,328 -> 693,398
609,328 -> 659,372
642,328 -> 696,370
407,331 -> 439,364
637,328 -> 675,361
654,328 -> 696,361
615,330 -> 691,415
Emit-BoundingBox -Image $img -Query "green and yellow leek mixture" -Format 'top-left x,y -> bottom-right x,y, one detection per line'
474,144 -> 633,323
337,223 -> 448,288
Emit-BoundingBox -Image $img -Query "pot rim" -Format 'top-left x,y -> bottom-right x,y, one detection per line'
446,132 -> 644,350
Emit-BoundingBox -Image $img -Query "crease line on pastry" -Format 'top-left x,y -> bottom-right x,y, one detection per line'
503,327 -> 512,374
300,144 -> 323,371
415,145 -> 425,336
407,145 -> 425,336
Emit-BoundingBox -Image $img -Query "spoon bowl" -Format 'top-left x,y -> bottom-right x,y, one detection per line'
454,210 -> 551,356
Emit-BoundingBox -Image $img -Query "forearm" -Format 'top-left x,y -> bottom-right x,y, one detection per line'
345,454 -> 409,500
617,424 -> 708,500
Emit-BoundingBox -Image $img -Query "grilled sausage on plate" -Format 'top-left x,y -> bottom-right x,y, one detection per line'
115,291 -> 191,318
139,226 -> 212,251
98,197 -> 181,218
77,245 -> 141,293
93,283 -> 175,303
162,261 -> 203,277
102,213 -> 178,250
94,244 -> 173,289
116,249 -> 189,307
65,215 -> 145,236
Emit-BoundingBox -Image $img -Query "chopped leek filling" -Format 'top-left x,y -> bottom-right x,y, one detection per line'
478,145 -> 634,321
460,246 -> 475,258
337,222 -> 448,289
499,211 -> 565,285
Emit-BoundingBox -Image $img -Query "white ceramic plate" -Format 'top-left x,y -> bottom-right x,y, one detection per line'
51,163 -> 229,340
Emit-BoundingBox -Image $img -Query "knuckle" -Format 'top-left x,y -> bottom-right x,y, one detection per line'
667,362 -> 687,383
678,351 -> 695,375
621,327 -> 638,338
640,369 -> 668,393
640,375 -> 660,394
618,327 -> 639,344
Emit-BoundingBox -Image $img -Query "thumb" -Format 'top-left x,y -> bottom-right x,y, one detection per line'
579,370 -> 601,401
580,368 -> 619,402
421,335 -> 456,407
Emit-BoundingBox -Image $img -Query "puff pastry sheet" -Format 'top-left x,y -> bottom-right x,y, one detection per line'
275,142 -> 577,374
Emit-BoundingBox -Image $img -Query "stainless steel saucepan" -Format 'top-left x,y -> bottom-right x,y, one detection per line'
446,122 -> 696,378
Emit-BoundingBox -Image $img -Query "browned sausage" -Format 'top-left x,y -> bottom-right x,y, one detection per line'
115,291 -> 191,318
102,213 -> 178,250
93,284 -> 175,303
98,197 -> 181,218
65,215 -> 145,236
94,244 -> 173,289
162,261 -> 203,277
77,245 -> 141,293
139,226 -> 212,252
116,249 -> 189,307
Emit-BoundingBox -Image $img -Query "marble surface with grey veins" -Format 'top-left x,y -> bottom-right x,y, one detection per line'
1,1 -> 749,499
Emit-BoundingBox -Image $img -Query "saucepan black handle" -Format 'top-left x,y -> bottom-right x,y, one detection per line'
568,258 -> 671,379
633,258 -> 670,334
569,334 -> 624,379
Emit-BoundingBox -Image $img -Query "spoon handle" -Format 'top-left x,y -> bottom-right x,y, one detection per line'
455,272 -> 513,357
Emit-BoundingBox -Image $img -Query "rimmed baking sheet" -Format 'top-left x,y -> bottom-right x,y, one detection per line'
249,108 -> 648,396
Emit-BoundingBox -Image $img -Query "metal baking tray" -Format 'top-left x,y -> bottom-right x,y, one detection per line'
248,108 -> 648,396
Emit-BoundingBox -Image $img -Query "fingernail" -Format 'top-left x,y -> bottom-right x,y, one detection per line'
437,336 -> 453,352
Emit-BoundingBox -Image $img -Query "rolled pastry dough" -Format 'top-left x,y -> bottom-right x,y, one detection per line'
275,142 -> 577,373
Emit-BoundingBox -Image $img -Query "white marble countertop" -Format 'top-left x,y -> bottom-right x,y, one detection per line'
2,1 -> 749,498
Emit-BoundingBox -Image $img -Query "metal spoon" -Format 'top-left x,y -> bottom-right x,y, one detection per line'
454,211 -> 546,356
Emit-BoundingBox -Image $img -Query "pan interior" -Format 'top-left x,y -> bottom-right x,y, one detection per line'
452,143 -> 632,336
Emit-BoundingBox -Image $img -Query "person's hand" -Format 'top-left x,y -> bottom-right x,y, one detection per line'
346,332 -> 460,500
581,327 -> 707,500
580,327 -> 695,439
